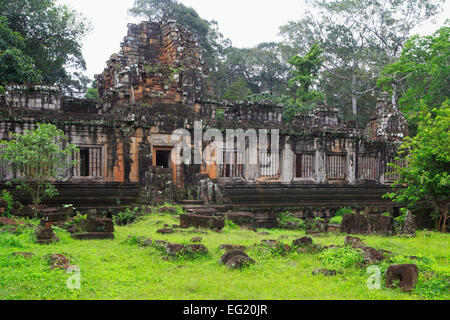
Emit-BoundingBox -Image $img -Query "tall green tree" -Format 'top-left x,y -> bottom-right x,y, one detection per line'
221,76 -> 252,101
288,43 -> 325,106
214,42 -> 296,99
378,25 -> 450,129
385,101 -> 449,232
0,17 -> 42,86
0,0 -> 91,94
0,123 -> 78,205
280,0 -> 443,121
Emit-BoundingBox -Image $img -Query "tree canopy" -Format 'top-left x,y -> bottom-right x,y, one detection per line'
0,123 -> 78,205
384,101 -> 450,232
378,25 -> 450,130
279,0 -> 444,124
0,0 -> 91,94
0,17 -> 42,86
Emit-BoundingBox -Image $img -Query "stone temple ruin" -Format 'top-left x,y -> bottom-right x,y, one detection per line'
0,20 -> 412,227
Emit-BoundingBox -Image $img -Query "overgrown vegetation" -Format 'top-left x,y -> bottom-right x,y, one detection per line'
0,209 -> 448,300
0,123 -> 78,205
384,102 -> 449,232
113,207 -> 142,226
277,211 -> 305,229
0,190 -> 14,217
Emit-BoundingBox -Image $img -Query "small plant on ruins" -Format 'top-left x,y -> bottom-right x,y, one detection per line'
382,212 -> 391,218
278,211 -> 305,229
64,213 -> 87,232
215,108 -> 225,121
393,209 -> 408,231
335,207 -> 354,217
0,123 -> 78,205
329,215 -> 343,225
113,207 -> 141,226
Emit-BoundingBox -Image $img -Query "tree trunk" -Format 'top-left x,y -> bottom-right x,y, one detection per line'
439,202 -> 448,233
392,81 -> 397,109
435,200 -> 449,233
351,72 -> 357,115
352,94 -> 358,115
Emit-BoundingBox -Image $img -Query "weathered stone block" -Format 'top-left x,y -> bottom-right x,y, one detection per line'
35,226 -> 60,244
340,214 -> 394,235
71,232 -> 114,240
180,214 -> 225,230
386,264 -> 419,292
292,236 -> 313,247
79,218 -> 114,233
221,212 -> 254,226
219,250 -> 255,269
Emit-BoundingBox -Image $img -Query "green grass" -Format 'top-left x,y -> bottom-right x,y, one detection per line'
0,208 -> 449,300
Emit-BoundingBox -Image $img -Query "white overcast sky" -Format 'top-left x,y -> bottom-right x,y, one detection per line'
58,0 -> 450,80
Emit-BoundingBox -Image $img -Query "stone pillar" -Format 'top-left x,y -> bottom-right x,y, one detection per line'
315,139 -> 326,183
282,138 -> 294,183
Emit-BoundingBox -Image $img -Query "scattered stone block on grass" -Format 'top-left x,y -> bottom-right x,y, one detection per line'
157,228 -> 174,234
260,239 -> 280,248
386,264 -> 419,292
13,252 -> 34,258
180,214 -> 225,230
187,244 -> 208,255
190,237 -> 202,243
219,250 -> 255,270
71,233 -> 114,240
297,244 -> 323,254
45,254 -> 71,270
219,244 -> 247,251
360,246 -> 388,264
292,236 -> 313,247
35,226 -> 60,244
312,269 -> 338,276
138,238 -> 153,247
344,236 -> 365,248
164,243 -> 187,256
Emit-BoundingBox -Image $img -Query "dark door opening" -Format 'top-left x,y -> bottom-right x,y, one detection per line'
80,149 -> 90,176
296,154 -> 302,178
156,149 -> 172,169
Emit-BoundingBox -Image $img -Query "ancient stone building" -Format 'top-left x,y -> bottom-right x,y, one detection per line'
0,20 -> 409,217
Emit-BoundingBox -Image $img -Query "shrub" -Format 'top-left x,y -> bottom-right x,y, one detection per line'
225,219 -> 239,230
329,215 -> 343,225
113,207 -> 141,226
0,123 -> 78,205
335,207 -> 354,217
394,213 -> 408,231
258,241 -> 292,258
1,190 -> 14,217
320,246 -> 365,270
278,211 -> 305,229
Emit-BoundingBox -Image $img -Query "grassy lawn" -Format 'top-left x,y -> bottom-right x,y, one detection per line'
0,206 -> 449,300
